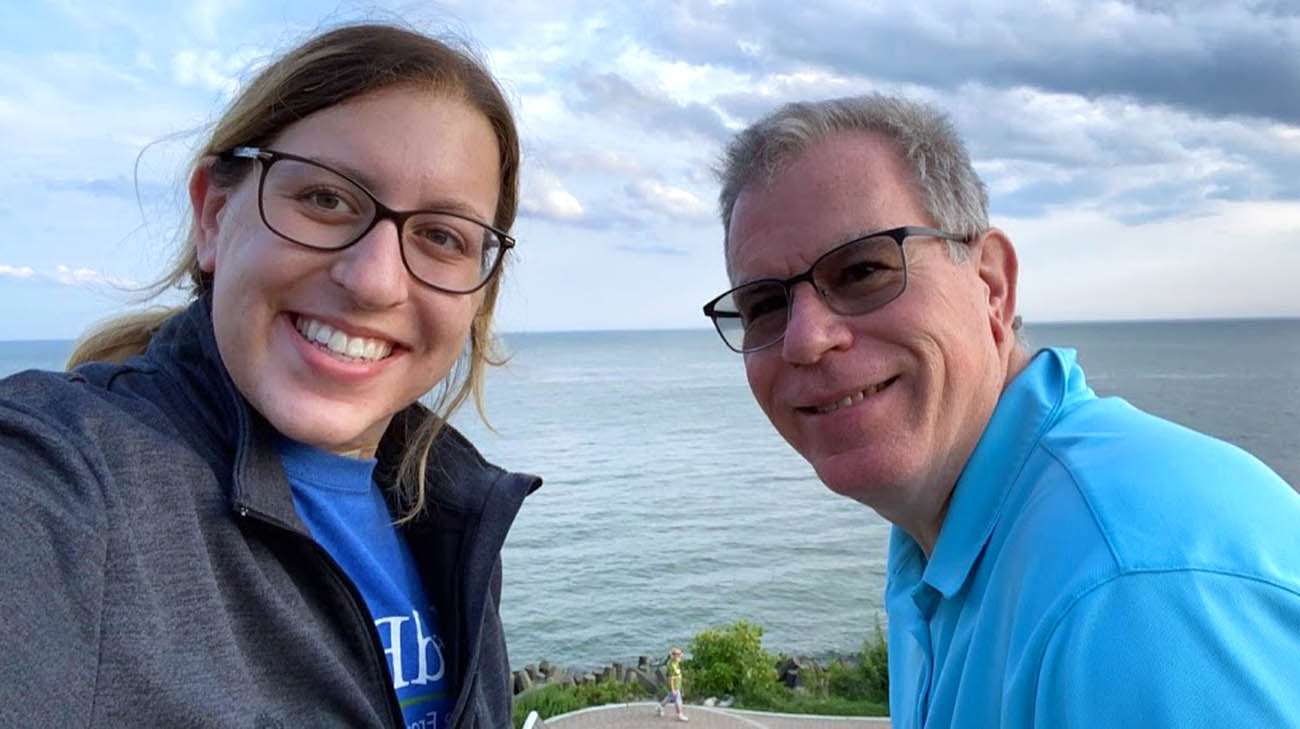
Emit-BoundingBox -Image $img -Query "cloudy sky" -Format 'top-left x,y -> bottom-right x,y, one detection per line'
1,0 -> 1298,340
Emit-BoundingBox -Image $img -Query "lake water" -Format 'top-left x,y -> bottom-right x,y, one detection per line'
2,319 -> 1297,670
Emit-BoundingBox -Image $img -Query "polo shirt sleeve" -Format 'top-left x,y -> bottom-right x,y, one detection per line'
1032,569 -> 1300,728
0,396 -> 108,727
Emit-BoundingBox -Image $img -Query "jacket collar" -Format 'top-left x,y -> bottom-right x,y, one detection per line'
143,296 -> 539,533
888,347 -> 1094,606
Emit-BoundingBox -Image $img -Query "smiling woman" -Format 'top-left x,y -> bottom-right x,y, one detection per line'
0,23 -> 539,729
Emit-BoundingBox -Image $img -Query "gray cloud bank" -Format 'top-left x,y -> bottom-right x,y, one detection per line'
651,0 -> 1300,124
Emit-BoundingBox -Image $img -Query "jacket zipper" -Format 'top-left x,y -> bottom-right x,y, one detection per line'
446,606 -> 489,727
237,506 -> 406,729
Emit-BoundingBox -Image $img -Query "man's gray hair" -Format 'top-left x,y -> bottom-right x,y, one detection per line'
717,94 -> 989,261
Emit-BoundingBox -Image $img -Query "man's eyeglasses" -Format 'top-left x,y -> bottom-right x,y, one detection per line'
221,147 -> 514,294
702,226 -> 969,353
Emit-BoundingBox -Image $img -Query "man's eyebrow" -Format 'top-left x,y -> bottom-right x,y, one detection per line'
732,226 -> 888,285
837,227 -> 888,245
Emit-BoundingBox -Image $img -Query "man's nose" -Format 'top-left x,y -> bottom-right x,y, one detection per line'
781,282 -> 852,364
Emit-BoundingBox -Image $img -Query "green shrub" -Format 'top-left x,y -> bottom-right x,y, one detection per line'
858,625 -> 889,702
824,626 -> 889,704
826,658 -> 870,700
683,620 -> 779,702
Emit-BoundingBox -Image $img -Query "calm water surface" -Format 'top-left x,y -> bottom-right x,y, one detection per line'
2,319 -> 1297,669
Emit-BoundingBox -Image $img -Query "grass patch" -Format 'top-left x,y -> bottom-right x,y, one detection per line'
512,678 -> 647,728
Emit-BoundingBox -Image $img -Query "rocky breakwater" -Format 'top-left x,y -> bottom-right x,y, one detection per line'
511,656 -> 668,696
775,655 -> 826,690
511,653 -> 853,698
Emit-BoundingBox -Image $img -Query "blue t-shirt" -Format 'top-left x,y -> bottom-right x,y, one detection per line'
278,437 -> 454,729
886,347 -> 1300,728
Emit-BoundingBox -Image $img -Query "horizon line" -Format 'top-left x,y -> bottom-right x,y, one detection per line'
4,313 -> 1299,344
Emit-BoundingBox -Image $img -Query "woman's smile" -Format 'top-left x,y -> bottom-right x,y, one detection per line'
292,314 -> 396,362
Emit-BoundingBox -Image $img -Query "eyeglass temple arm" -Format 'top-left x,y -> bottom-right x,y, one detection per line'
226,146 -> 270,161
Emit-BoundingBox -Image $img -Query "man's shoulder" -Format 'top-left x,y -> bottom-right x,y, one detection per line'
1040,392 -> 1292,502
1027,394 -> 1299,579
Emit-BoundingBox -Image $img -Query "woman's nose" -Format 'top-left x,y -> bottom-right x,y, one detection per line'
330,219 -> 411,309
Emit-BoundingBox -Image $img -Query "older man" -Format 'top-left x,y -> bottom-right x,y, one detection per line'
702,95 -> 1300,727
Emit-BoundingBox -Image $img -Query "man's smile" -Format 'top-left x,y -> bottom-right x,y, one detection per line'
799,375 -> 900,415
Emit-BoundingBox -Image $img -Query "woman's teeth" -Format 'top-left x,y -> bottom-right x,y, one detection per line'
814,379 -> 891,414
294,316 -> 393,362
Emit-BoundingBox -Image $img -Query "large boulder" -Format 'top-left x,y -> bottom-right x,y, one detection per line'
629,668 -> 659,694
777,655 -> 821,690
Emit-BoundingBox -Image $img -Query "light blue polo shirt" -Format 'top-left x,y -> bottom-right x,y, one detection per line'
886,347 -> 1300,728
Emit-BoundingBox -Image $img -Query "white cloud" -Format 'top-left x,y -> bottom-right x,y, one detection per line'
0,262 -> 141,291
190,0 -> 245,41
521,170 -> 585,220
545,148 -> 644,176
630,180 -> 710,220
610,44 -> 751,105
170,45 -> 267,99
1010,199 -> 1300,322
0,264 -> 141,291
0,265 -> 36,279
50,265 -> 134,288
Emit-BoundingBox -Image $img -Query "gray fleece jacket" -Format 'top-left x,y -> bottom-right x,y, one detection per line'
0,297 -> 540,728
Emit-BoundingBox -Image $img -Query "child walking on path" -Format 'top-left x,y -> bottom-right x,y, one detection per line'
657,647 -> 689,722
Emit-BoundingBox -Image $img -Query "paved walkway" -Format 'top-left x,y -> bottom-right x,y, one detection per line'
536,702 -> 891,729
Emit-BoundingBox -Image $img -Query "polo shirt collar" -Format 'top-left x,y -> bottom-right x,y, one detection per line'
890,347 -> 1092,601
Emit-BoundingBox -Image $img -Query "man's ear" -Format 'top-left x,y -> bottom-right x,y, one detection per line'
973,227 -> 1020,352
189,158 -> 230,274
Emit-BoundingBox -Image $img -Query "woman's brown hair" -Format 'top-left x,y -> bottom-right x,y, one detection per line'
67,23 -> 521,522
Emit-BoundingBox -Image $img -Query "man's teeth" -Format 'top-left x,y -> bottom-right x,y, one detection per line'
814,381 -> 888,414
294,316 -> 393,362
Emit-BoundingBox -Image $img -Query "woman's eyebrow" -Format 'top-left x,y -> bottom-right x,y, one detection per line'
310,153 -> 492,220
306,153 -> 381,192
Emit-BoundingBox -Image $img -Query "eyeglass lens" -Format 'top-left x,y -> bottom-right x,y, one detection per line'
715,233 -> 906,352
260,157 -> 505,292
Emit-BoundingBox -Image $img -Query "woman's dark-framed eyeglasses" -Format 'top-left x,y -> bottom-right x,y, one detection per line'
221,147 -> 514,294
702,226 -> 970,353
